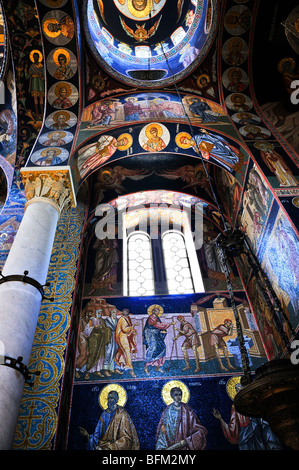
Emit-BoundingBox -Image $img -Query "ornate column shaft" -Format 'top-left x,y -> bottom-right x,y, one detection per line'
0,168 -> 75,449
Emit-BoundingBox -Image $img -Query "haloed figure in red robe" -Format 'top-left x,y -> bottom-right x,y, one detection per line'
156,386 -> 207,450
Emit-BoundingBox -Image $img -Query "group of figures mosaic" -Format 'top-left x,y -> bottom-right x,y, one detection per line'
74,297 -> 266,382
23,1 -> 79,170
75,123 -> 243,179
71,374 -> 285,450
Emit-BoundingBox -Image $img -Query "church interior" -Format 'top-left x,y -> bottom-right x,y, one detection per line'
0,0 -> 299,451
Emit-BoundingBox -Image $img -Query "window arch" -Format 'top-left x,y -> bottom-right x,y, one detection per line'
124,208 -> 205,296
127,231 -> 155,297
162,230 -> 194,295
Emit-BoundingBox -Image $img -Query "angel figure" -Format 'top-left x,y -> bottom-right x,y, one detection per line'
155,164 -> 213,198
120,16 -> 161,42
94,165 -> 153,203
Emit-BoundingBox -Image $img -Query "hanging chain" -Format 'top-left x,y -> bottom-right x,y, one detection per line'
159,42 -> 229,231
158,38 -> 296,366
216,233 -> 252,385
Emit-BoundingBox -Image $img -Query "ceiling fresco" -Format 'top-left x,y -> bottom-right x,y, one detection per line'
84,0 -> 218,87
70,121 -> 249,193
0,0 -> 298,452
251,0 -> 299,156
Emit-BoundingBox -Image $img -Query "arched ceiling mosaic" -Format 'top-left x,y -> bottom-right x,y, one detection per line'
84,0 -> 218,87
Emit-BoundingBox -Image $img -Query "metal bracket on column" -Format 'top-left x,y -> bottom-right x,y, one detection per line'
0,270 -> 54,301
1,356 -> 41,386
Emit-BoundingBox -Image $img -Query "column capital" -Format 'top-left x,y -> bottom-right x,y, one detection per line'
20,167 -> 77,215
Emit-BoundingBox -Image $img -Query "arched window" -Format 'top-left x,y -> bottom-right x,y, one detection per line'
162,231 -> 194,294
124,208 -> 205,296
127,231 -> 155,296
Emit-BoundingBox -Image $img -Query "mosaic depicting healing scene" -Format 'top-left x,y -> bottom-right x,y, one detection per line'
74,294 -> 267,384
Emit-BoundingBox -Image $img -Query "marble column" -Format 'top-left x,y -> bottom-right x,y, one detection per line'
0,168 -> 75,449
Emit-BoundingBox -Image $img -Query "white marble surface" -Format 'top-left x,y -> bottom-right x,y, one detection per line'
0,200 -> 59,449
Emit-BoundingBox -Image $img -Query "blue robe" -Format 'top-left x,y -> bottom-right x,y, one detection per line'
143,315 -> 167,363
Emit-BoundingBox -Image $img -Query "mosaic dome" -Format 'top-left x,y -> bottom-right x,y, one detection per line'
84,0 -> 218,87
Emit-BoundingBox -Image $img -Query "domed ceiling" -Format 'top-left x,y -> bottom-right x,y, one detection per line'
84,0 -> 218,87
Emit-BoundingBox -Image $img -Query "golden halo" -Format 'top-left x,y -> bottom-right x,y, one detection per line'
117,133 -> 133,151
226,376 -> 242,400
99,384 -> 127,410
127,0 -> 153,19
292,196 -> 299,208
147,304 -> 163,316
227,68 -> 242,80
277,57 -> 296,73
124,96 -> 137,102
243,125 -> 260,132
161,380 -> 190,405
145,123 -> 163,139
45,0 -> 65,7
29,49 -> 43,63
228,37 -> 243,51
175,131 -> 192,149
100,170 -> 112,180
54,82 -> 72,97
53,48 -> 71,65
40,147 -> 62,157
47,131 -> 66,138
91,74 -> 105,89
196,73 -> 210,88
43,18 -> 61,38
52,110 -> 70,122
230,93 -> 246,103
254,141 -> 274,151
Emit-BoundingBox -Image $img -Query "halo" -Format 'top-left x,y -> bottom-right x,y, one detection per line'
175,131 -> 192,149
196,73 -> 210,88
40,147 -> 62,157
43,18 -> 61,38
53,48 -> 71,65
254,141 -> 274,151
99,384 -> 127,410
227,68 -> 242,80
54,82 -> 72,97
226,376 -> 242,401
292,196 -> 299,208
277,57 -> 296,73
100,170 -> 112,181
47,131 -> 67,139
161,380 -> 190,405
117,133 -> 133,151
147,304 -> 163,316
91,75 -> 105,89
52,110 -> 70,122
124,96 -> 137,102
228,37 -> 243,51
45,0 -> 65,6
230,93 -> 246,103
29,49 -> 43,63
127,0 -> 153,19
145,123 -> 163,139
244,125 -> 260,132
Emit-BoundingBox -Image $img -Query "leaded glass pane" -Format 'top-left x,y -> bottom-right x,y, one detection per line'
162,231 -> 194,294
128,232 -> 155,296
